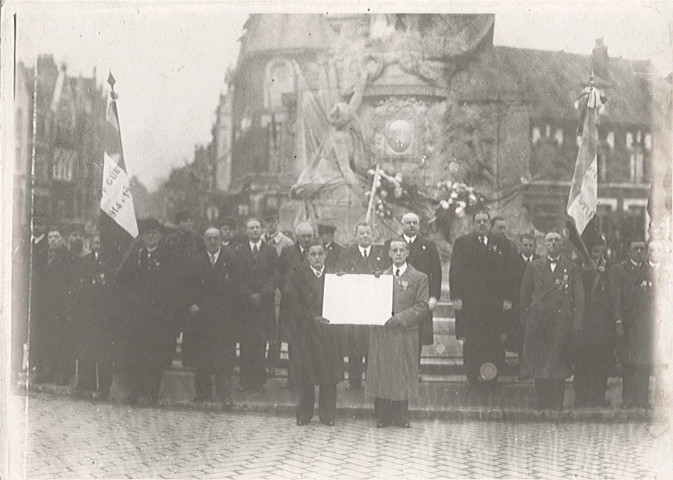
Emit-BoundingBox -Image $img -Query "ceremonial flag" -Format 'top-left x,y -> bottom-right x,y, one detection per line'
566,80 -> 605,260
99,72 -> 137,268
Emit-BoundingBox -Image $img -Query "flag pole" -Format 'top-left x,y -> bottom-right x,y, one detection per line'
365,164 -> 381,224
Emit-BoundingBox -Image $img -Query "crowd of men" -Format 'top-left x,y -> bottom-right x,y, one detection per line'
25,206 -> 669,426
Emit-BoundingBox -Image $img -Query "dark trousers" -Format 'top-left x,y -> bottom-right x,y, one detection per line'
194,339 -> 235,400
574,349 -> 610,406
463,336 -> 504,388
239,325 -> 267,388
77,347 -> 113,394
374,398 -> 409,424
296,383 -> 337,423
348,355 -> 366,387
622,364 -> 651,408
535,378 -> 565,409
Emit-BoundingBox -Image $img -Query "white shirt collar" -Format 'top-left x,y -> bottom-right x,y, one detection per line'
358,245 -> 371,256
547,256 -> 559,262
630,258 -> 642,267
522,253 -> 533,262
249,240 -> 262,250
403,234 -> 417,244
209,249 -> 221,262
310,266 -> 324,277
393,263 -> 408,275
265,231 -> 279,242
146,245 -> 158,253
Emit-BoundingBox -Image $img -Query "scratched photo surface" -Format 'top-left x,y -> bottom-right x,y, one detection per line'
3,2 -> 673,479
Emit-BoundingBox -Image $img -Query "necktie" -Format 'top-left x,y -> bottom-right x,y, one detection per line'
480,236 -> 486,245
252,244 -> 259,257
210,254 -> 216,266
395,268 -> 401,277
363,249 -> 368,259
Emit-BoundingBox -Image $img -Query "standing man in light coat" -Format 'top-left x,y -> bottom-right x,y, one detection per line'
366,238 -> 429,428
520,231 -> 584,410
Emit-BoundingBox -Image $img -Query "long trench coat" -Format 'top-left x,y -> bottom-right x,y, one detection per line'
520,256 -> 584,379
284,263 -> 344,385
609,260 -> 655,366
365,265 -> 429,401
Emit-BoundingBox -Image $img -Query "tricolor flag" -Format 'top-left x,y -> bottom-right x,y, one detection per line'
99,72 -> 138,268
566,79 -> 606,260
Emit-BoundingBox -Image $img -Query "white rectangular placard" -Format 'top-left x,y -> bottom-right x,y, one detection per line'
322,273 -> 393,325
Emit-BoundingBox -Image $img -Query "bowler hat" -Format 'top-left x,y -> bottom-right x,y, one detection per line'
220,216 -> 237,228
139,217 -> 161,234
175,210 -> 194,223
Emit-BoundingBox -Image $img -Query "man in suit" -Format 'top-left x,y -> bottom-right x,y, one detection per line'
33,226 -> 74,385
318,222 -> 343,271
610,238 -> 655,409
508,233 -> 539,357
278,222 -> 315,387
450,210 -> 513,394
574,235 -> 613,407
400,212 -> 441,373
520,231 -> 584,410
336,222 -> 390,390
183,227 -> 246,407
27,216 -> 49,380
366,238 -> 429,428
262,208 -> 294,256
284,240 -> 343,426
71,233 -> 116,398
116,218 -> 177,404
238,217 -> 278,391
165,211 -> 206,368
261,208 -> 294,375
220,216 -> 239,248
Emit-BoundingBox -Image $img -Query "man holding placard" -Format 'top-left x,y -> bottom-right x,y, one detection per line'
284,240 -> 344,426
365,238 -> 429,428
335,223 -> 390,390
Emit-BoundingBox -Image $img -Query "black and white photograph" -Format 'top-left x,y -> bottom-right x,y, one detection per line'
1,1 -> 672,478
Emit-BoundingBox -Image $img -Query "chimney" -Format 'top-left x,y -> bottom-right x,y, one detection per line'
592,37 -> 609,80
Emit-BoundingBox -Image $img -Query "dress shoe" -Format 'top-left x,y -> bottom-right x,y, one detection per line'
296,419 -> 310,426
376,419 -> 390,428
320,420 -> 335,427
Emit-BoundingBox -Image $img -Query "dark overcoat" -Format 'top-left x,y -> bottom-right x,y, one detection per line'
609,260 -> 655,366
404,235 -> 441,346
324,241 -> 343,271
181,248 -> 247,369
577,256 -> 613,365
278,243 -> 307,342
34,247 -> 74,370
283,263 -> 344,385
365,265 -> 429,401
115,242 -> 178,369
520,256 -> 584,379
70,251 -> 116,358
335,244 -> 390,355
506,252 -> 539,352
236,242 -> 278,340
449,233 -> 512,341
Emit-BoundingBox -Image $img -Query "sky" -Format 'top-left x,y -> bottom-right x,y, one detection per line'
5,1 -> 672,190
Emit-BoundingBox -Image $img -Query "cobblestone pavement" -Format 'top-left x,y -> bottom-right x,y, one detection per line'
8,393 -> 672,479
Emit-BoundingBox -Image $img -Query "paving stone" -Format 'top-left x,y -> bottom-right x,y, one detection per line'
11,392 -> 671,479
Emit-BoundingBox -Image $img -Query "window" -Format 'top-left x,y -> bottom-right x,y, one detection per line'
264,60 -> 295,112
52,148 -> 74,181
